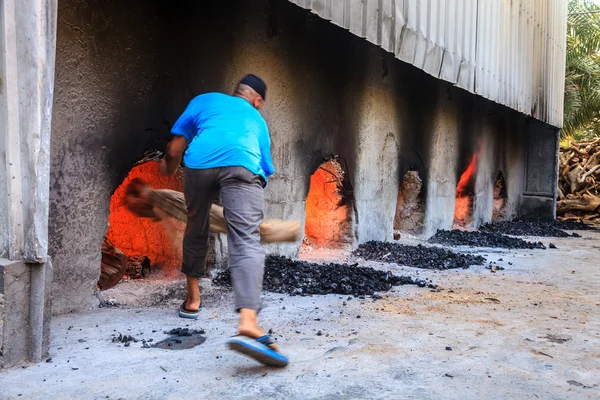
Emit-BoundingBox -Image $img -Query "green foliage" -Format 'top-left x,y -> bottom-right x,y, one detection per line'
564,0 -> 600,139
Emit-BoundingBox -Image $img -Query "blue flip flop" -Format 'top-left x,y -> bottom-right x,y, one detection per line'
227,335 -> 289,368
178,301 -> 202,319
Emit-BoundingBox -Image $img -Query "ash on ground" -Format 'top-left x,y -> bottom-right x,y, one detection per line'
429,230 -> 545,249
213,255 -> 424,296
353,241 -> 485,269
480,217 -> 589,237
151,328 -> 206,350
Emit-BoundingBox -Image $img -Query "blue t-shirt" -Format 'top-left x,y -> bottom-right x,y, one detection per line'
171,92 -> 275,182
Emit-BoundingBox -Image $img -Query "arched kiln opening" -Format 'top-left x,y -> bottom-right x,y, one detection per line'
492,171 -> 508,221
453,151 -> 478,229
98,159 -> 185,290
393,168 -> 425,238
301,158 -> 354,254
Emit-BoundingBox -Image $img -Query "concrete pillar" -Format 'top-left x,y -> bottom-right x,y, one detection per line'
504,114 -> 526,219
424,87 -> 460,237
352,84 -> 400,244
0,0 -> 57,367
472,115 -> 496,228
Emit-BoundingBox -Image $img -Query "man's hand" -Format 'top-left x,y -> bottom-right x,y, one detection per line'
160,136 -> 188,176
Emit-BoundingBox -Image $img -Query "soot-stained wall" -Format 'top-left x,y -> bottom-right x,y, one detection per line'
50,0 -> 167,314
49,0 -> 557,314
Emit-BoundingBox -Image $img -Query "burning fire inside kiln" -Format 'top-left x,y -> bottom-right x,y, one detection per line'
453,152 -> 478,228
98,160 -> 185,290
302,158 -> 353,251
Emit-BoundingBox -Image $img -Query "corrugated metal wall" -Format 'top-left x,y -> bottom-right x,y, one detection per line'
288,0 -> 568,128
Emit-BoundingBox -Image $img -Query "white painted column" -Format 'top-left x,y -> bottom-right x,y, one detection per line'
0,0 -> 58,365
0,0 -> 57,262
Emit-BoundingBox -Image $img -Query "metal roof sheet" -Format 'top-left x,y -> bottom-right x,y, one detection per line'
289,0 -> 568,128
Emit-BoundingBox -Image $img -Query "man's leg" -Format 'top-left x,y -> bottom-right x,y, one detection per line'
182,168 -> 218,310
218,167 -> 276,348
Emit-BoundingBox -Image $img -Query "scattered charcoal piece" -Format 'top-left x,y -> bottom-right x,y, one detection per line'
445,346 -> 453,351
417,280 -> 427,287
111,333 -> 138,344
45,358 -> 52,363
480,216 -> 589,237
164,328 -> 205,336
98,300 -> 120,309
549,243 -> 557,249
372,294 -> 382,300
316,331 -> 323,336
354,241 -> 485,269
486,265 -> 505,273
429,230 -> 545,250
213,255 -> 425,296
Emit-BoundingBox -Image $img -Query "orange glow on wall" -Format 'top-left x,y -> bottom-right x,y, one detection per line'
304,160 -> 351,248
454,152 -> 478,226
106,161 -> 185,275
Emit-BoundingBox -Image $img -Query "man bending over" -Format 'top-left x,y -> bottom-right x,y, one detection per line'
159,74 -> 287,367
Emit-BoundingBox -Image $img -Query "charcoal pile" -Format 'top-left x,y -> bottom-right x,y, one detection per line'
480,217 -> 583,238
213,255 -> 422,296
354,241 -> 485,269
550,218 -> 598,231
429,230 -> 545,249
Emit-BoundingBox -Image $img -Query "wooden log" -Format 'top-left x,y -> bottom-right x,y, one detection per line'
557,194 -> 600,214
125,179 -> 301,243
126,256 -> 151,279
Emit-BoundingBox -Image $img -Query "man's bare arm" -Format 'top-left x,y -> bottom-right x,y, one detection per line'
159,136 -> 188,176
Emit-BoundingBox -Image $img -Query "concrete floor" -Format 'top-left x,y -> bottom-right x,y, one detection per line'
1,232 -> 599,400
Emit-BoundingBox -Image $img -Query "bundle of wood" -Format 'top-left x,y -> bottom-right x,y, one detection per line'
124,178 -> 302,243
558,138 -> 600,224
98,238 -> 153,290
98,238 -> 128,290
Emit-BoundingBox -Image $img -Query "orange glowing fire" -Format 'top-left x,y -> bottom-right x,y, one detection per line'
106,161 -> 185,275
303,160 -> 351,248
454,150 -> 480,226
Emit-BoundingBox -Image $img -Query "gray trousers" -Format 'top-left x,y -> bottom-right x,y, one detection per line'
182,166 -> 265,311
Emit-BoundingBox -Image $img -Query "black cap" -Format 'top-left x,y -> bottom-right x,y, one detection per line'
239,74 -> 267,100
